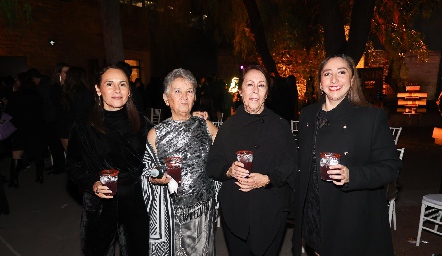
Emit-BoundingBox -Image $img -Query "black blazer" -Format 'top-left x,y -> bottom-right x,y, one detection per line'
206,105 -> 297,255
293,98 -> 402,256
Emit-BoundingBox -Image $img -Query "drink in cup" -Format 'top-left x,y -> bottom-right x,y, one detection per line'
99,169 -> 119,196
165,156 -> 183,184
236,150 -> 253,174
319,152 -> 341,181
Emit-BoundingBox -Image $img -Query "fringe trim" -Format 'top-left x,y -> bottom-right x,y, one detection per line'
175,199 -> 214,224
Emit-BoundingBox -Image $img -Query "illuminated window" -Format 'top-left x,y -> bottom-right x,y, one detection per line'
125,60 -> 141,82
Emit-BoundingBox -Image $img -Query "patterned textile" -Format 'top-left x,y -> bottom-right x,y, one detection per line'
155,116 -> 218,256
142,141 -> 174,256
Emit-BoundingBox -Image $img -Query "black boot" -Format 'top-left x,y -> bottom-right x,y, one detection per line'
35,162 -> 44,184
8,159 -> 21,188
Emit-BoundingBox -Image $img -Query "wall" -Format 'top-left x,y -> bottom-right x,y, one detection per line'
0,0 -> 151,83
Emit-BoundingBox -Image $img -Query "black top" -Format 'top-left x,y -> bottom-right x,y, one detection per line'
66,107 -> 153,193
206,104 -> 297,255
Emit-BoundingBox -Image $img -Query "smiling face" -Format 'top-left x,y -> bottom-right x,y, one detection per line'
320,57 -> 353,107
164,77 -> 195,120
95,68 -> 130,111
240,69 -> 268,114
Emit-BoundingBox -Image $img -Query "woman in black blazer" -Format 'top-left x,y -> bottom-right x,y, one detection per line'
292,55 -> 402,256
206,64 -> 297,256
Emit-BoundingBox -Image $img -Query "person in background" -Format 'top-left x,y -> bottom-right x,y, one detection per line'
66,65 -> 152,255
0,100 -> 10,215
292,55 -> 402,256
117,61 -> 144,111
206,64 -> 297,256
27,68 -> 66,175
48,62 -> 70,175
146,68 -> 218,255
58,66 -> 94,151
5,72 -> 45,186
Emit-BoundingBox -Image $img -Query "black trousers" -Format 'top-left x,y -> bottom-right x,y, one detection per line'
222,211 -> 288,256
45,122 -> 65,169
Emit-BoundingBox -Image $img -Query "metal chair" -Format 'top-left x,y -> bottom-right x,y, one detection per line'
150,108 -> 161,125
389,127 -> 402,145
388,147 -> 405,230
213,121 -> 223,128
416,194 -> 442,246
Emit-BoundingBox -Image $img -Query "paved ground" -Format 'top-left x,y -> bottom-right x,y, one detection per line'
0,115 -> 441,255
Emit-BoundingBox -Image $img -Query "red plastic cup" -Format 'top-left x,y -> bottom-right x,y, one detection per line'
319,152 -> 341,181
165,156 -> 183,184
99,169 -> 119,196
236,150 -> 253,173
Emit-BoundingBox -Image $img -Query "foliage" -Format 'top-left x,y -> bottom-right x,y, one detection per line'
371,0 -> 439,90
0,0 -> 31,29
205,0 -> 439,95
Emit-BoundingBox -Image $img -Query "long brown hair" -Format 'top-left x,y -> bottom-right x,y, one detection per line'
89,65 -> 140,133
317,54 -> 369,106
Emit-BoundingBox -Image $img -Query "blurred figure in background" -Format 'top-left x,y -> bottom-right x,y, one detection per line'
5,72 -> 45,186
48,63 -> 70,175
58,66 -> 94,152
28,68 -> 66,175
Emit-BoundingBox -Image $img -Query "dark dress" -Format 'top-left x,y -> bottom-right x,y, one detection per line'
5,88 -> 45,158
206,105 -> 297,255
293,97 -> 402,256
66,107 -> 153,256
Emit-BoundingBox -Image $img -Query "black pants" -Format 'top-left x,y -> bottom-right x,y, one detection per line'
222,212 -> 288,256
45,122 -> 65,169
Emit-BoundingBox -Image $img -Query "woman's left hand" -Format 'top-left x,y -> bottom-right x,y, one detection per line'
235,173 -> 270,192
192,111 -> 209,120
327,164 -> 350,186
150,174 -> 172,185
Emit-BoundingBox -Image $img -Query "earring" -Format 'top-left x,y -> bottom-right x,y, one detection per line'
98,95 -> 102,106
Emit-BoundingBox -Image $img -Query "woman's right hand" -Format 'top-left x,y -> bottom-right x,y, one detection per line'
150,174 -> 172,185
93,181 -> 113,199
227,161 -> 250,179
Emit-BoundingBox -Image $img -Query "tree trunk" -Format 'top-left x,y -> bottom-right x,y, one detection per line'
319,0 -> 346,56
242,0 -> 280,78
320,0 -> 375,64
345,0 -> 375,63
98,0 -> 125,65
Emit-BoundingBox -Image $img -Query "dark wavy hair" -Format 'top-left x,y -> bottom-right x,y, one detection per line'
89,65 -> 140,133
317,54 -> 368,106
